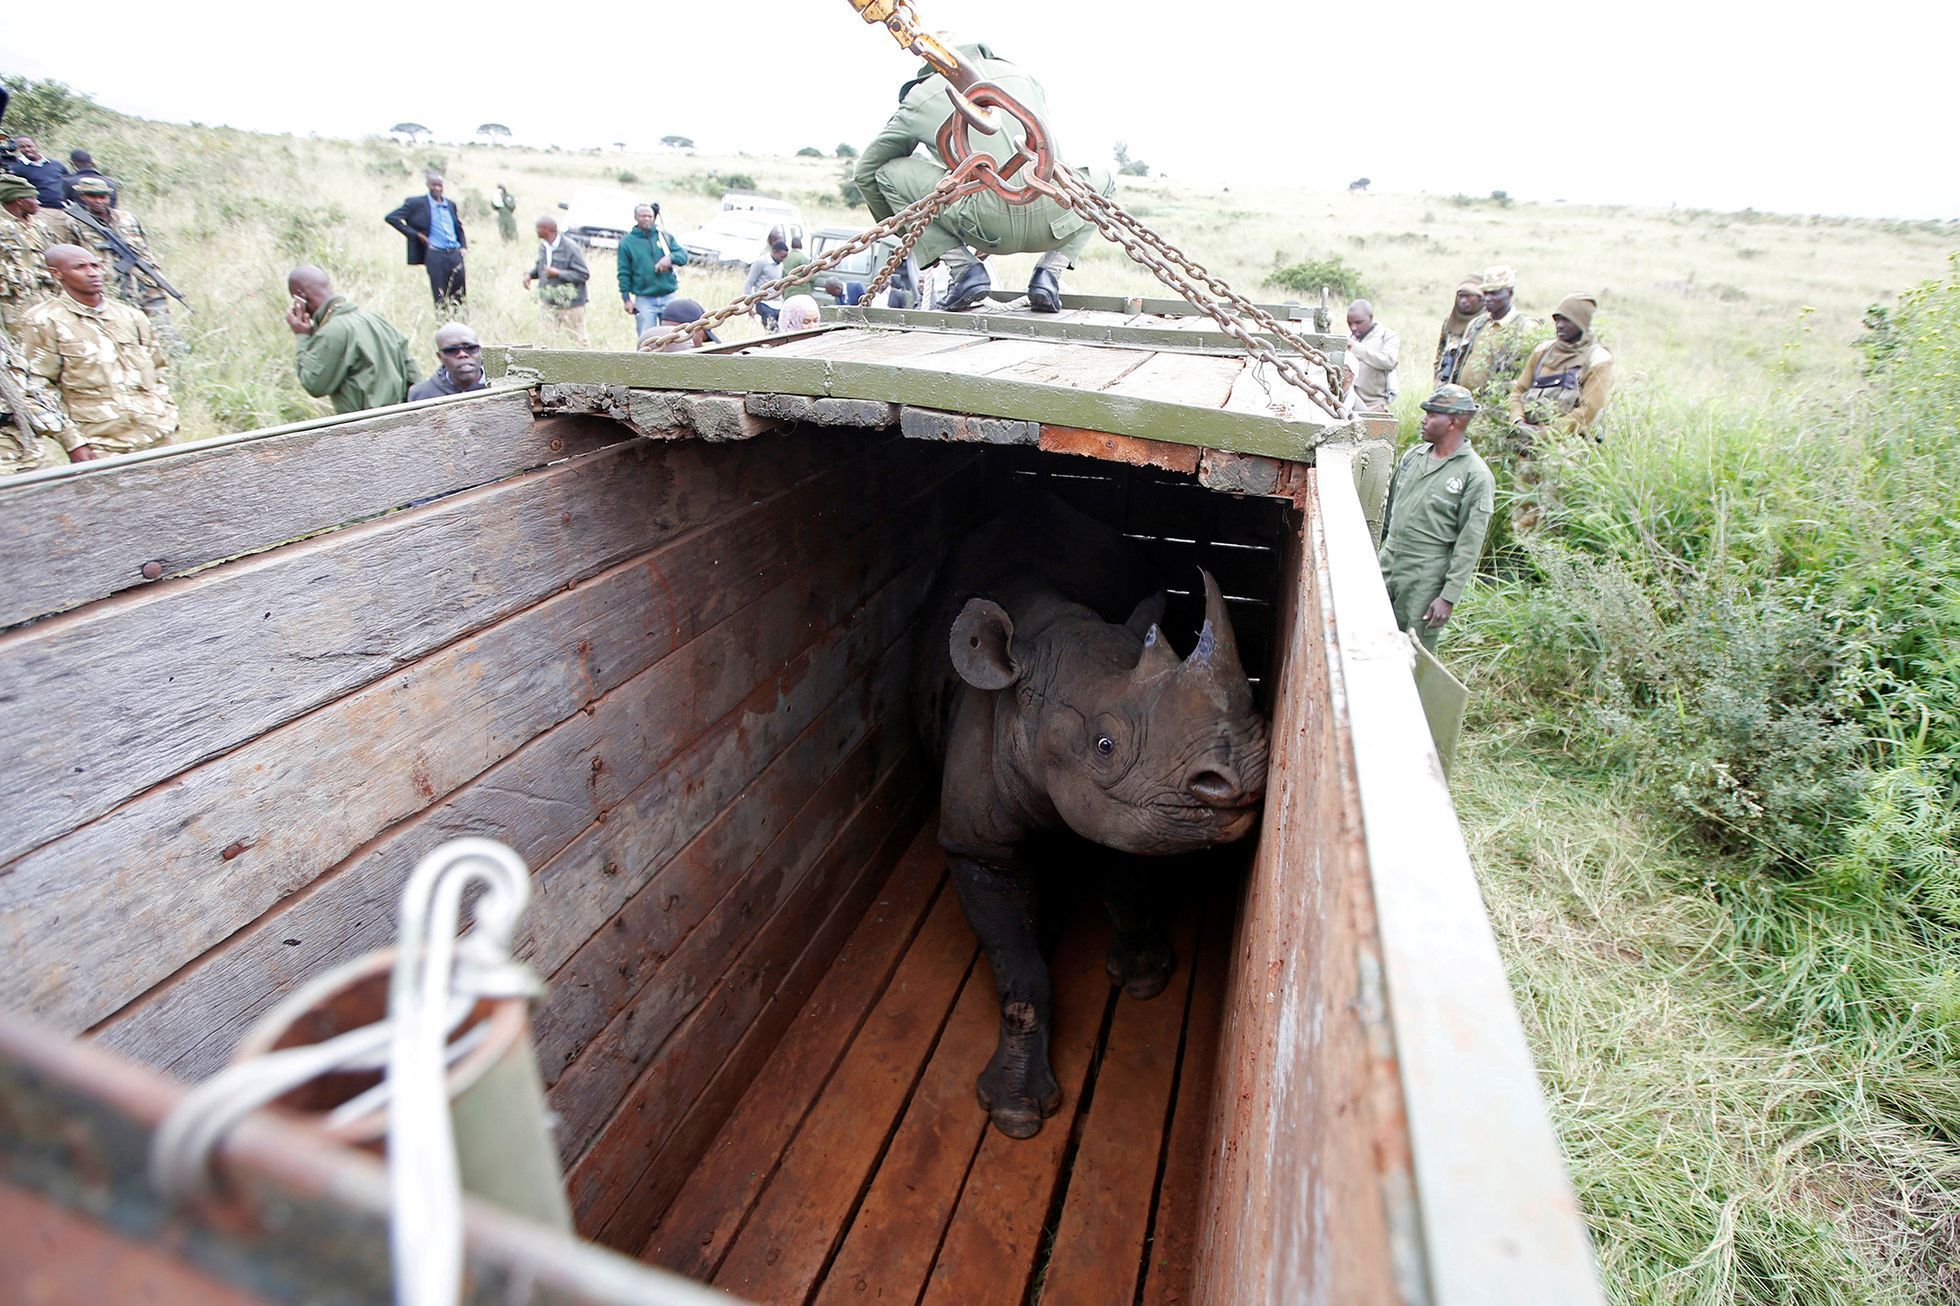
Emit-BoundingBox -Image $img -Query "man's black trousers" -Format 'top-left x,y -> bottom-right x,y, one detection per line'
426,247 -> 466,307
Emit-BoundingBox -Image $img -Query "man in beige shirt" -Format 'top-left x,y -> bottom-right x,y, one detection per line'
20,244 -> 177,455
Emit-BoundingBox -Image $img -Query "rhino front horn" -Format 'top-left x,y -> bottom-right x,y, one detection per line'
1185,569 -> 1244,676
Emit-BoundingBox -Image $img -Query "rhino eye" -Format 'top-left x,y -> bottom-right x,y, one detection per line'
1096,736 -> 1115,756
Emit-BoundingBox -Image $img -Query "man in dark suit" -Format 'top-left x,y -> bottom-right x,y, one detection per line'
384,171 -> 467,309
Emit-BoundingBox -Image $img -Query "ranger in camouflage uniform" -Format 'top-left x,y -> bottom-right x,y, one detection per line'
21,244 -> 178,456
0,324 -> 81,475
0,174 -> 60,335
51,177 -> 182,353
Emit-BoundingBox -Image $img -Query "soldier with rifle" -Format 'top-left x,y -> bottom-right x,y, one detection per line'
53,176 -> 188,353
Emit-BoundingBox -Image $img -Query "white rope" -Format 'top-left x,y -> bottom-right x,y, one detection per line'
149,837 -> 543,1306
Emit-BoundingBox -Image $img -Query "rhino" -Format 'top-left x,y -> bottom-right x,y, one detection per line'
915,501 -> 1270,1138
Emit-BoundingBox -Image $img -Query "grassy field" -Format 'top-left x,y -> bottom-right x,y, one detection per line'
10,81 -> 1959,1304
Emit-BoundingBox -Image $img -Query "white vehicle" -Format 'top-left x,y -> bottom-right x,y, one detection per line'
553,186 -> 643,251
680,196 -> 806,268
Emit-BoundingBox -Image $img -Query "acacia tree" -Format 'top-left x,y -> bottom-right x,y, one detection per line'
476,123 -> 512,141
391,122 -> 431,143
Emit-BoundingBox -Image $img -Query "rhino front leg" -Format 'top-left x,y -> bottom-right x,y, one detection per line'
949,853 -> 1061,1139
1103,860 -> 1174,1000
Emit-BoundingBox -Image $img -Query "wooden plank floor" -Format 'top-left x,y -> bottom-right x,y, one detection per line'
640,835 -> 1232,1306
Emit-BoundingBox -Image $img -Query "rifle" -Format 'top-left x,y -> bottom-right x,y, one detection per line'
62,202 -> 192,312
0,351 -> 51,462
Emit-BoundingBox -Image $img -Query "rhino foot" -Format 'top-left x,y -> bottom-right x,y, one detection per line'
1106,938 -> 1175,1001
976,1007 -> 1061,1139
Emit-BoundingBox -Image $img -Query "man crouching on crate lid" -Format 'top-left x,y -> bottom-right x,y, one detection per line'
850,41 -> 1115,314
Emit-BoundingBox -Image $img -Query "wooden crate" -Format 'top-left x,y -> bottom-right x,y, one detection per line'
0,315 -> 1599,1305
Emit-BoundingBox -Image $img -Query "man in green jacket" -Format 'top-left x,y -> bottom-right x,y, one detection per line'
285,265 -> 420,414
852,42 -> 1115,313
1377,384 -> 1496,651
617,203 -> 690,340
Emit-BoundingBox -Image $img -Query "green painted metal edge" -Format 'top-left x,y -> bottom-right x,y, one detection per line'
1410,635 -> 1470,779
502,344 -> 1353,461
977,288 -> 1312,319
831,305 -> 1345,357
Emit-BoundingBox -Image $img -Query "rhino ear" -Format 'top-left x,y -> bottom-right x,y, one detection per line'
1124,591 -> 1168,641
950,598 -> 1022,691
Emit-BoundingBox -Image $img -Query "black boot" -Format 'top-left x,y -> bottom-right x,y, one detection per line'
938,262 -> 992,312
1028,266 -> 1062,313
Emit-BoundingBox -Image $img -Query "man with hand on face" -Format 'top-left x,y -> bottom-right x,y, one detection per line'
1434,274 -> 1483,385
617,202 -> 689,338
286,264 -> 420,414
21,243 -> 177,458
1376,384 -> 1495,651
408,322 -> 490,400
384,171 -> 468,309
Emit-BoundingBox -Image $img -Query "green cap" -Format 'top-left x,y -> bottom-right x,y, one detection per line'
69,176 -> 111,197
1419,383 -> 1478,416
0,174 -> 36,203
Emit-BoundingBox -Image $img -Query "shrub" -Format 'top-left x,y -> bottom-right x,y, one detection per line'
795,147 -> 823,158
1264,254 -> 1369,300
616,169 -> 639,185
721,172 -> 757,192
834,142 -> 857,158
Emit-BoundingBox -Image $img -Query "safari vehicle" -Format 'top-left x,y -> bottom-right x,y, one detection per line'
807,224 -> 906,284
0,292 -> 1602,1305
679,195 -> 806,268
554,185 -> 643,251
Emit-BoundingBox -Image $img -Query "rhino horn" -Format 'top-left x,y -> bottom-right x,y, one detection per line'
1184,569 -> 1245,679
1134,623 -> 1180,680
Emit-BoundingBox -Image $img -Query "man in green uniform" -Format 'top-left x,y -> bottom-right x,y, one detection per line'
285,264 -> 420,414
54,177 -> 181,352
0,324 -> 81,475
21,244 -> 177,456
492,184 -> 519,243
0,174 -> 59,335
1377,384 -> 1495,651
852,42 -> 1115,313
1457,265 -> 1537,396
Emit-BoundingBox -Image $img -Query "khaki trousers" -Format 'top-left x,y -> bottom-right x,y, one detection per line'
541,303 -> 589,347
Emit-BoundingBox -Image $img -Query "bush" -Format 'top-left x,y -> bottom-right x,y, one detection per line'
0,74 -> 103,138
834,142 -> 857,159
616,169 -> 639,185
1264,254 -> 1370,301
720,172 -> 756,192
795,147 -> 823,158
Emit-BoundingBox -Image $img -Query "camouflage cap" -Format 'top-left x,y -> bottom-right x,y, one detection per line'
0,174 -> 36,203
69,176 -> 112,197
1480,264 -> 1517,292
1419,383 -> 1478,416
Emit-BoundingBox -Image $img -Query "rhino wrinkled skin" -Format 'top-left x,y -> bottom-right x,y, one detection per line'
914,502 -> 1269,1138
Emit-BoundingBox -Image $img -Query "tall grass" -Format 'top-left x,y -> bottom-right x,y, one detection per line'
1451,257 -> 1960,1302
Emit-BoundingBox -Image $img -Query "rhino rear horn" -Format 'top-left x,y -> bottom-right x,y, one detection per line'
1134,622 -> 1180,680
1185,569 -> 1245,678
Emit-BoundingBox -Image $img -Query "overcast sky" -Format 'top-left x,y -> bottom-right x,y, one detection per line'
5,0 -> 1955,219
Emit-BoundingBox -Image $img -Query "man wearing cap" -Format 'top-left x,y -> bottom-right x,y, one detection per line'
618,202 -> 689,339
286,264 -> 420,415
638,298 -> 721,352
1457,265 -> 1537,394
1510,293 -> 1615,438
1433,275 -> 1484,385
21,244 -> 177,457
1376,384 -> 1495,651
851,42 -> 1116,313
53,177 -> 178,348
1344,299 -> 1400,411
408,322 -> 490,401
61,150 -> 119,209
525,215 -> 591,346
0,174 -> 60,334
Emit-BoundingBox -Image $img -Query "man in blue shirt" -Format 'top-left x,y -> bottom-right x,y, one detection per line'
384,172 -> 468,308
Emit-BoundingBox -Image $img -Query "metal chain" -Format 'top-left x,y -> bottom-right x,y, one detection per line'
1042,168 -> 1347,416
863,200 -> 937,301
